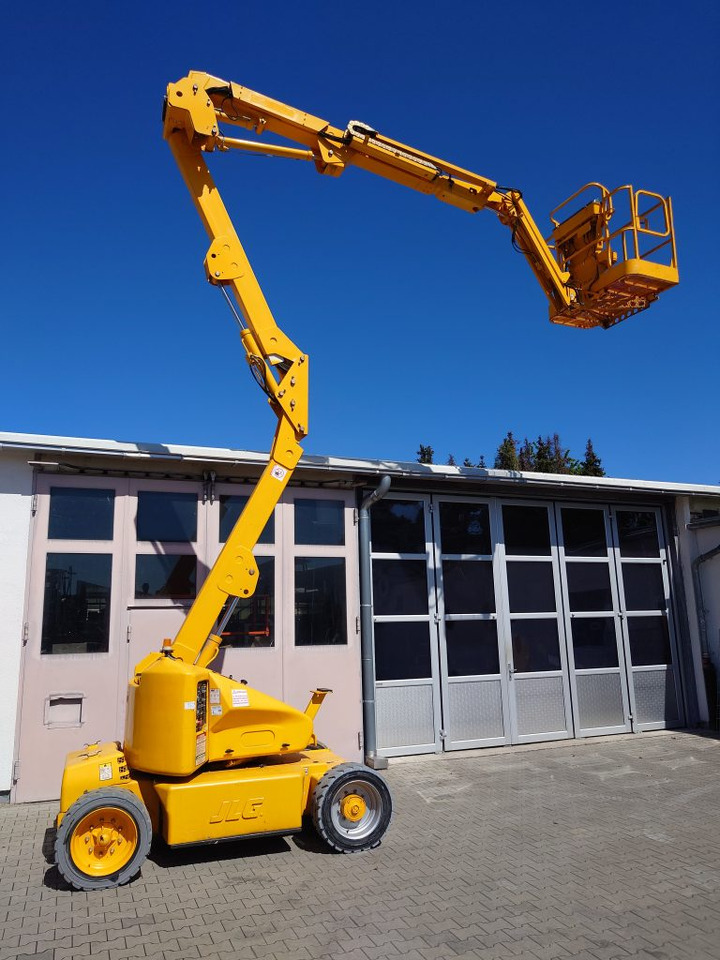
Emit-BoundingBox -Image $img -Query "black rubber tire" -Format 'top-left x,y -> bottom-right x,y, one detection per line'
311,762 -> 392,853
55,788 -> 152,891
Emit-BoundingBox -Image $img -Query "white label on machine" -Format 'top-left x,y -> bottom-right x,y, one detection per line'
209,688 -> 220,704
98,762 -> 112,782
232,688 -> 250,708
271,465 -> 287,481
184,701 -> 196,711
211,705 -> 222,716
195,732 -> 207,765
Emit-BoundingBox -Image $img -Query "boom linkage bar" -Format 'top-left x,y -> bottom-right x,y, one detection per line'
165,71 -> 575,319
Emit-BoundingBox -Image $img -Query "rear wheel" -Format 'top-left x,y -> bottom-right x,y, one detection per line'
55,788 -> 152,890
312,762 -> 392,853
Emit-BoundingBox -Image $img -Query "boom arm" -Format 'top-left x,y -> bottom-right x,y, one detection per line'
162,71 -> 678,667
164,124 -> 309,667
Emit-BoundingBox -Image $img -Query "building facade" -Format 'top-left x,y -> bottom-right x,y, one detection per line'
1,432 -> 718,803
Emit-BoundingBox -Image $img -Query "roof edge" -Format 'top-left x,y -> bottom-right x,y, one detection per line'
1,430 -> 718,497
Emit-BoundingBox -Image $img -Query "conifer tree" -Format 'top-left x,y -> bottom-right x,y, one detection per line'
550,433 -> 573,474
518,438 -> 535,472
533,435 -> 554,473
416,444 -> 434,464
417,434 -> 605,476
580,438 -> 605,476
494,432 -> 519,471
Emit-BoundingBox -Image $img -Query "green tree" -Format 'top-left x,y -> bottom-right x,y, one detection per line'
447,453 -> 457,466
533,435 -> 554,473
518,438 -> 535,472
476,454 -> 487,469
550,433 -> 574,474
462,457 -> 474,467
494,432 -> 519,471
579,438 -> 605,476
416,444 -> 434,464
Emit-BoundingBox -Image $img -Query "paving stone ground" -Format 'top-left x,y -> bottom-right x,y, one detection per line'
1,730 -> 719,960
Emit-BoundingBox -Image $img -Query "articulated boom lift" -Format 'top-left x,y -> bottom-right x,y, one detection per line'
54,71 -> 678,890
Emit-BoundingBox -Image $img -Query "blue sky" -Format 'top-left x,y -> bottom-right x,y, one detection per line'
2,1 -> 718,483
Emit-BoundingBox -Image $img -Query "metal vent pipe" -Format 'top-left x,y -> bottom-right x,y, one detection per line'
358,475 -> 392,769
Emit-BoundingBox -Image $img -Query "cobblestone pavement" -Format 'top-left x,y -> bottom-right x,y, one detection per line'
1,731 -> 720,960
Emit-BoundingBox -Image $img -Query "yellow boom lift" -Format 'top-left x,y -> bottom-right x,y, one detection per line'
54,71 -> 678,890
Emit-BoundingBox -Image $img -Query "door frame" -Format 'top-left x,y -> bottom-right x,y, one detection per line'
433,495 -> 510,750
496,498 -> 574,745
554,501 -> 633,738
374,493 -> 443,757
609,503 -> 685,731
13,474 -> 131,802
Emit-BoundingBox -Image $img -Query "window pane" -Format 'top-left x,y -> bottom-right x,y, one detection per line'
294,498 -> 344,546
219,557 -> 274,647
506,561 -> 556,613
371,499 -> 425,554
561,508 -> 606,557
219,495 -> 274,544
41,553 -> 112,654
135,555 -> 196,599
622,563 -> 665,611
439,502 -> 491,555
137,491 -> 197,542
616,511 -> 660,558
295,557 -> 347,645
571,617 -> 619,669
374,621 -> 431,680
48,487 -> 114,540
372,560 -> 428,616
503,505 -> 551,556
628,617 -> 672,666
566,563 -> 613,612
511,619 -> 561,673
442,560 -> 495,614
446,621 -> 499,676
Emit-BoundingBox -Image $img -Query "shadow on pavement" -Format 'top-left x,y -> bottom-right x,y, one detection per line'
43,824 -> 300,890
43,865 -> 73,891
290,823 -> 335,854
148,832 -> 292,870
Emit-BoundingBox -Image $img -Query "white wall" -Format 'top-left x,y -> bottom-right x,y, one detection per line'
0,451 -> 33,793
676,496 -> 720,725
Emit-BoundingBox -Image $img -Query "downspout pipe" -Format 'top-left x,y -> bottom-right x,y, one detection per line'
691,542 -> 720,659
691,541 -> 720,730
687,510 -> 720,729
359,475 -> 392,769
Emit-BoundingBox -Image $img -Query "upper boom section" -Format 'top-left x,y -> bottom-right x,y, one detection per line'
164,71 -> 678,330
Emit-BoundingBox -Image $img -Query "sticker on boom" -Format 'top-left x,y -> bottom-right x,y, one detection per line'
271,465 -> 287,481
232,689 -> 250,708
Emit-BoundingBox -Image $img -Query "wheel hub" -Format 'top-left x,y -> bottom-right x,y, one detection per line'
340,793 -> 367,822
70,807 -> 137,876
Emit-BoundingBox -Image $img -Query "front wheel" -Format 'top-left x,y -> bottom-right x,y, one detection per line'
55,787 -> 152,890
312,762 -> 392,853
